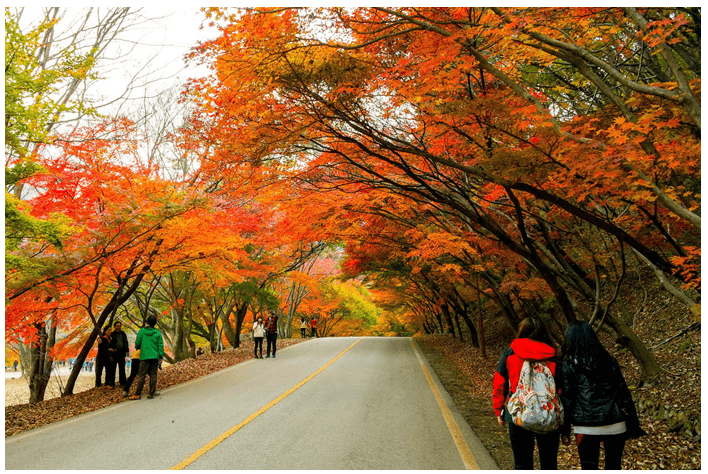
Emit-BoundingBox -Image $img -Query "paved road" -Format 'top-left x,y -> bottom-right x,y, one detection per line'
5,337 -> 498,470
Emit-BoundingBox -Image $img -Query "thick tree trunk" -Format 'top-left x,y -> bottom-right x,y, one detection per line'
441,305 -> 456,337
208,322 -> 218,352
28,320 -> 56,403
219,310 -> 237,348
435,311 -> 445,334
168,309 -> 192,363
233,305 -> 249,348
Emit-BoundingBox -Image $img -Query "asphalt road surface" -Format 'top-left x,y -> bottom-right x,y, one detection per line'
5,337 -> 498,470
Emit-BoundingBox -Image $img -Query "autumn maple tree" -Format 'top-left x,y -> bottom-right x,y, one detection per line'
6,7 -> 700,402
182,7 -> 700,385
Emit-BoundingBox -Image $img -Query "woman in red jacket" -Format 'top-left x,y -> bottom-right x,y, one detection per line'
493,317 -> 563,470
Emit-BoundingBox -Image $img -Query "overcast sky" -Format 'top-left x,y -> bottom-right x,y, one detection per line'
91,7 -> 218,113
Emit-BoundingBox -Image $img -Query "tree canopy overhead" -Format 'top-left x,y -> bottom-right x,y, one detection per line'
5,7 -> 700,400
182,7 -> 700,384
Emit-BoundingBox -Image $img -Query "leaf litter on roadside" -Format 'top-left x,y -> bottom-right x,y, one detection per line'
5,339 -> 303,437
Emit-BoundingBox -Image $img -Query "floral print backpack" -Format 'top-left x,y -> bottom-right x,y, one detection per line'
506,359 -> 564,433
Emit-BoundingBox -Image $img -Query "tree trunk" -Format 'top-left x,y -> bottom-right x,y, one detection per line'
454,311 -> 464,342
219,310 -> 237,348
208,322 -> 218,353
185,312 -> 197,359
441,305 -> 456,337
28,320 -> 56,403
601,308 -> 661,387
477,275 -> 487,358
233,305 -> 249,347
457,308 -> 479,347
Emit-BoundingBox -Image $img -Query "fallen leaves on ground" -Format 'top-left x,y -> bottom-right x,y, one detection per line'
5,339 -> 303,437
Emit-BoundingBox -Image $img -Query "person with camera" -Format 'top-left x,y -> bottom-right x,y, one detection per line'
128,315 -> 164,400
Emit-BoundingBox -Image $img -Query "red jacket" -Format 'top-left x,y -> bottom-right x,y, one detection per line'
492,338 -> 559,418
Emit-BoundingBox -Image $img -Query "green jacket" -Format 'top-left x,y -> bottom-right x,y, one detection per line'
135,327 -> 164,360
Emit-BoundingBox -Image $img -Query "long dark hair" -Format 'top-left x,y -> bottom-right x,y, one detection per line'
515,317 -> 553,346
561,320 -> 611,369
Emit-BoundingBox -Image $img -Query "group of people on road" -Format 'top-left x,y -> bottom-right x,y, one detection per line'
95,321 -> 129,388
252,311 -> 280,359
95,316 -> 165,400
251,312 -> 321,359
493,317 -> 646,470
300,317 -> 318,338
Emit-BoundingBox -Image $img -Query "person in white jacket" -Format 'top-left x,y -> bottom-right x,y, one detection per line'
253,316 -> 265,359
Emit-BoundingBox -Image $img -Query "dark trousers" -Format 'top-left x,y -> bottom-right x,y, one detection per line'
108,355 -> 127,387
134,359 -> 159,396
254,337 -> 263,357
266,333 -> 277,356
123,358 -> 141,392
311,327 -> 317,337
576,434 -> 626,470
508,422 -> 560,470
301,328 -> 307,338
95,357 -> 114,387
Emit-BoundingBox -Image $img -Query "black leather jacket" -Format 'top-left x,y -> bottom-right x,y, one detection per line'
560,357 -> 641,435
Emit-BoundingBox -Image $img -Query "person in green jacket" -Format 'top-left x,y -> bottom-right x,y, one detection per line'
129,315 -> 164,400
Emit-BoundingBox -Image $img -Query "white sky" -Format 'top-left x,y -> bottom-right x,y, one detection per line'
90,7 -> 218,113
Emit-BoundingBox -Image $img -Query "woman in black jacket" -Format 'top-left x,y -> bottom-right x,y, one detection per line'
560,321 -> 645,469
95,326 -> 114,388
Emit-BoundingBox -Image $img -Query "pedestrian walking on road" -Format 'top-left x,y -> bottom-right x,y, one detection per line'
493,317 -> 564,470
129,315 -> 164,400
253,316 -> 265,359
560,321 -> 646,470
123,349 -> 141,397
310,317 -> 317,338
96,326 -> 115,388
265,311 -> 278,358
300,318 -> 308,338
12,359 -> 18,371
109,321 -> 130,388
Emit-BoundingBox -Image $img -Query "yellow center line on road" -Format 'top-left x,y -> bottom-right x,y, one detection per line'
410,338 -> 480,470
170,338 -> 363,470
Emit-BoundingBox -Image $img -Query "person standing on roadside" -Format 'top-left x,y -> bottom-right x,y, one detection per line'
560,320 -> 646,470
123,348 -> 141,397
129,315 -> 164,400
96,326 -> 114,388
300,317 -> 308,338
492,317 -> 563,470
310,317 -> 317,338
108,321 -> 129,388
265,311 -> 279,358
253,316 -> 265,359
